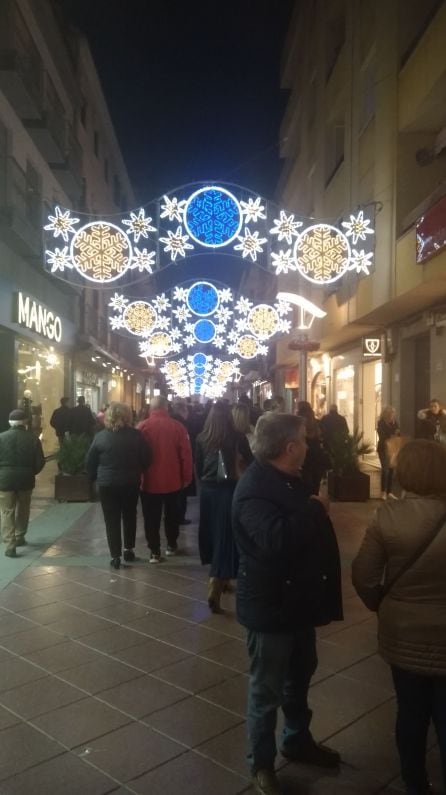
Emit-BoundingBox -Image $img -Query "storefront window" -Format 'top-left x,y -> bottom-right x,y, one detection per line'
17,339 -> 65,455
311,371 -> 327,418
335,364 -> 355,432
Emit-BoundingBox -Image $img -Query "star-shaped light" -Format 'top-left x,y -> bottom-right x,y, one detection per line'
227,343 -> 237,355
348,248 -> 374,275
270,211 -> 302,244
173,304 -> 191,322
173,286 -> 189,302
184,334 -> 195,348
160,195 -> 187,222
271,248 -> 296,275
258,343 -> 269,355
184,322 -> 195,334
214,336 -> 225,349
109,315 -> 124,330
160,226 -> 194,261
235,297 -> 253,315
341,211 -> 374,245
130,247 -> 156,273
228,330 -> 239,343
157,316 -> 171,330
275,300 -> 292,317
45,246 -> 72,273
122,209 -> 156,243
240,197 -> 266,223
108,293 -> 129,312
172,342 -> 182,353
278,319 -> 292,333
44,206 -> 79,242
215,306 -> 232,324
153,293 -> 170,312
235,317 -> 249,332
219,288 -> 233,303
234,228 -> 267,261
171,327 -> 182,340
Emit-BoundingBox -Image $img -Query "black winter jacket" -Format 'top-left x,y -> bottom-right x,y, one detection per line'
232,460 -> 343,633
0,427 -> 45,491
85,427 -> 151,488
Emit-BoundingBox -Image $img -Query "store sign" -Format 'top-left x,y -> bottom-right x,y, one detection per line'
15,292 -> 62,343
362,336 -> 382,357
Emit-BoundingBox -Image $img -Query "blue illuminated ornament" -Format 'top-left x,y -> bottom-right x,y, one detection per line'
194,319 -> 216,343
184,186 -> 242,247
194,365 -> 206,375
187,281 -> 220,316
192,352 -> 207,365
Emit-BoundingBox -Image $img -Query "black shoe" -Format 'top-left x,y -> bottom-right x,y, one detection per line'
110,557 -> 120,569
252,769 -> 282,795
5,548 -> 17,558
281,736 -> 340,768
123,549 -> 135,562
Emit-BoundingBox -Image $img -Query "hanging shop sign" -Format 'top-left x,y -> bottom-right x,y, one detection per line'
362,336 -> 382,357
15,292 -> 62,343
43,184 -> 375,288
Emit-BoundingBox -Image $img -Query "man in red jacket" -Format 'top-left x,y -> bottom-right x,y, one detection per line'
138,396 -> 193,563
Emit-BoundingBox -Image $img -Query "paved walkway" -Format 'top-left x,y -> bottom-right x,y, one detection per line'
0,475 -> 441,793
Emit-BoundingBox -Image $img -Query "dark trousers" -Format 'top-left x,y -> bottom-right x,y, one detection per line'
178,488 -> 187,522
98,485 -> 139,558
140,490 -> 180,554
378,450 -> 393,493
391,665 -> 446,792
246,627 -> 317,773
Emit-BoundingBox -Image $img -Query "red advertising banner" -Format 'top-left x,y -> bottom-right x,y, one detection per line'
416,194 -> 446,263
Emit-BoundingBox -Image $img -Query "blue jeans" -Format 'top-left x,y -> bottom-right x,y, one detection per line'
246,627 -> 317,773
391,666 -> 446,792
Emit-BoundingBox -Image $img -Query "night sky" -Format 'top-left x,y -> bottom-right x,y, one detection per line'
60,0 -> 295,203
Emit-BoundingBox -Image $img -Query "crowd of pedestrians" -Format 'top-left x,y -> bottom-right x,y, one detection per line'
0,391 -> 445,794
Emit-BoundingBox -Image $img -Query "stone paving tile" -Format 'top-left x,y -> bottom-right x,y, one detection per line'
200,638 -> 250,672
160,625 -> 229,654
309,673 -> 393,740
112,637 -> 192,672
196,722 -> 250,778
199,673 -> 248,717
99,674 -> 188,718
60,657 -> 142,694
25,639 -> 101,672
153,654 -> 237,694
0,751 -> 119,794
46,612 -> 116,639
0,674 -> 85,719
124,611 -> 192,639
145,695 -> 244,747
0,722 -> 64,781
0,656 -> 47,692
32,696 -> 132,748
127,750 -> 248,794
73,721 -> 184,783
79,626 -> 151,654
0,625 -> 65,655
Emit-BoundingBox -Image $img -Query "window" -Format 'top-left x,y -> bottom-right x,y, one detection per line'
25,160 -> 41,227
93,130 -> 99,158
104,157 -> 109,183
325,115 -> 345,185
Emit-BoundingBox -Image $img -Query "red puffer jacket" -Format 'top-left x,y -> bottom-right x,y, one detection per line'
138,409 -> 193,494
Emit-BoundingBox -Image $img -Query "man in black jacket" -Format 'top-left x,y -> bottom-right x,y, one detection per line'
0,410 -> 45,557
50,397 -> 71,445
232,413 -> 343,795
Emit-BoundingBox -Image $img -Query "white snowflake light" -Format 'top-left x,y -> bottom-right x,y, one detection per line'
270,210 -> 302,244
46,246 -> 72,273
275,300 -> 292,317
185,334 -> 195,348
160,195 -> 187,222
157,316 -> 171,330
131,247 -> 156,273
235,297 -> 253,315
271,248 -> 296,275
108,293 -> 129,311
219,288 -> 233,303
234,228 -> 267,261
184,322 -> 195,334
153,293 -> 171,312
109,315 -> 124,330
278,319 -> 292,333
341,210 -> 374,245
160,226 -> 194,261
173,286 -> 189,302
173,304 -> 191,322
171,327 -> 182,340
214,336 -> 225,349
44,206 -> 79,242
240,197 -> 266,223
235,317 -> 249,332
122,208 -> 156,243
215,306 -> 232,324
348,248 -> 374,275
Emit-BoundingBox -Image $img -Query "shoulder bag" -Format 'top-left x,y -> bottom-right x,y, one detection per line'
216,449 -> 228,482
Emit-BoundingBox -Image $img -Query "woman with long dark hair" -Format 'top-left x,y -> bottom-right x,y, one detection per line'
196,401 -> 253,613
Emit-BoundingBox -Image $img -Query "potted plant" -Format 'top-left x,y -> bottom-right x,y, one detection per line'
55,434 -> 93,502
327,428 -> 373,501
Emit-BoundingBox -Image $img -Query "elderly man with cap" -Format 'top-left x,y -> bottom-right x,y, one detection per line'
0,409 -> 45,556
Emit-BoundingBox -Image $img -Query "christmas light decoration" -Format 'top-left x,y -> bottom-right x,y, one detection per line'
240,197 -> 266,223
187,281 -> 220,316
131,247 -> 156,273
161,353 -> 241,398
44,206 -> 79,242
71,221 -> 133,283
232,335 -> 261,359
45,246 -> 72,273
139,332 -> 173,358
184,186 -> 242,247
160,195 -> 187,222
341,210 -> 374,246
293,224 -> 351,285
123,302 -> 158,336
276,291 -> 327,330
248,304 -> 280,340
234,228 -> 268,261
270,248 -> 296,275
348,249 -> 374,275
122,208 -> 156,243
159,226 -> 194,261
193,319 -> 216,343
270,210 -> 302,244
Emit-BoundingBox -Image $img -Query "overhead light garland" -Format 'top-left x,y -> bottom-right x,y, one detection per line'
161,353 -> 241,398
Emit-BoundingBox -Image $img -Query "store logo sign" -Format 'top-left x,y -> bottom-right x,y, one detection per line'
362,336 -> 381,357
16,292 -> 62,342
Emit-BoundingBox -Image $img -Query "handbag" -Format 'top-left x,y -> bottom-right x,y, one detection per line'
380,509 -> 446,601
385,435 -> 408,468
216,449 -> 228,482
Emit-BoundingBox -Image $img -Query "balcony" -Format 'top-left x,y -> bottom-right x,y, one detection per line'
23,72 -> 66,163
50,125 -> 83,202
0,0 -> 42,118
0,158 -> 41,257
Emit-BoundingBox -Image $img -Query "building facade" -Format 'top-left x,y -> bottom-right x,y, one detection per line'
0,0 -> 147,453
277,0 -> 446,443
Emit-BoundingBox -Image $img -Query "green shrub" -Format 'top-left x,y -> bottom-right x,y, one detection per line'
56,434 -> 91,475
329,428 -> 374,475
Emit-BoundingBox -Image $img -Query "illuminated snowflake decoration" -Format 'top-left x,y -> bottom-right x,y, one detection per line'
160,195 -> 187,223
219,288 -> 233,303
235,297 -> 253,315
271,248 -> 296,275
234,228 -> 268,261
235,317 -> 249,332
108,293 -> 129,312
157,315 -> 171,331
153,293 -> 171,312
240,197 -> 266,223
348,249 -> 374,275
162,353 -> 241,398
184,186 -> 242,247
71,222 -> 132,283
248,304 -> 280,340
123,302 -> 158,336
293,224 -> 351,285
109,315 -> 124,330
341,210 -> 374,246
275,300 -> 292,317
139,332 -> 173,358
215,306 -> 233,324
173,304 -> 192,322
131,247 -> 156,273
45,246 -> 72,273
173,286 -> 189,302
160,226 -> 194,261
122,209 -> 156,243
270,210 -> 302,245
44,206 -> 79,242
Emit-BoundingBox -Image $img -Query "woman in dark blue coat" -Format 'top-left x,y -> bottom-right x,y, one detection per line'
86,402 -> 150,569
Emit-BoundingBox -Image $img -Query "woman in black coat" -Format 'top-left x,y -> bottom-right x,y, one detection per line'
86,402 -> 151,569
376,406 -> 399,499
195,401 -> 253,613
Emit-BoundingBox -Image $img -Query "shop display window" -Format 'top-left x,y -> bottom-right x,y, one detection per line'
17,340 -> 65,455
335,364 -> 355,432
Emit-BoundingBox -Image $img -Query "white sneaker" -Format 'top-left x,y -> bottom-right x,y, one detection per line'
381,491 -> 387,500
165,546 -> 177,557
149,553 -> 161,564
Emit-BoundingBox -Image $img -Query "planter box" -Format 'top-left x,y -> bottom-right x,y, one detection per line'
328,471 -> 370,502
55,473 -> 93,502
